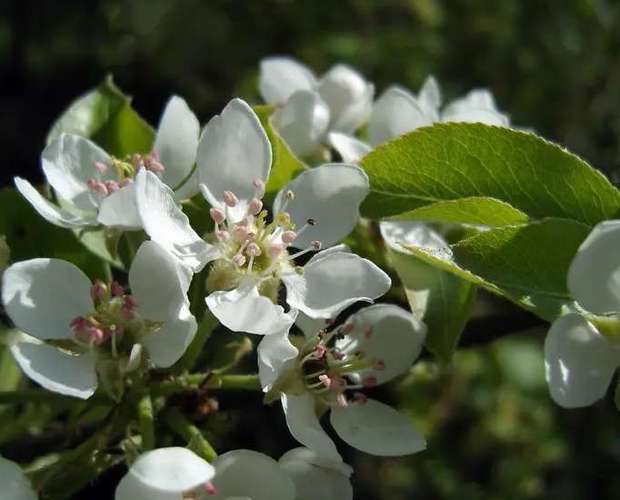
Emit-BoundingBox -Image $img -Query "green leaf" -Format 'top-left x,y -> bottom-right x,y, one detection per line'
0,187 -> 109,280
389,248 -> 477,362
404,218 -> 590,321
361,123 -> 620,225
389,197 -> 529,227
254,105 -> 305,199
0,235 -> 8,270
47,75 -> 155,157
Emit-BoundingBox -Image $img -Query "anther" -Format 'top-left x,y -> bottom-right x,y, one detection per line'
215,230 -> 230,242
90,281 -> 107,301
268,243 -> 285,258
311,240 -> 322,251
232,254 -> 246,267
111,281 -> 125,297
281,230 -> 297,245
93,161 -> 108,174
286,190 -> 295,200
223,190 -> 239,207
318,374 -> 332,388
249,198 -> 263,215
246,242 -> 262,257
204,482 -> 218,495
104,180 -> 120,194
209,207 -> 226,225
252,179 -> 265,198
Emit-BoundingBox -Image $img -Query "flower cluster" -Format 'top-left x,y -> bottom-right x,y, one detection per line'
1,55 -> 562,498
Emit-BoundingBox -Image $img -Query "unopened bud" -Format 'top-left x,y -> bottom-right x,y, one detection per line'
223,190 -> 239,207
210,207 -> 226,225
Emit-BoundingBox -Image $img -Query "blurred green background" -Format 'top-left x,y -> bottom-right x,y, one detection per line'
1,0 -> 620,498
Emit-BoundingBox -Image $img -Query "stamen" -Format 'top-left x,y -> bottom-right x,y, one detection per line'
337,393 -> 349,408
246,242 -> 262,257
104,180 -> 120,194
252,179 -> 265,198
90,281 -> 107,301
288,240 -> 322,260
93,161 -> 108,174
232,253 -> 246,267
209,208 -> 226,225
203,482 -> 218,496
119,178 -> 133,188
223,190 -> 239,207
111,281 -> 125,297
215,230 -> 230,242
281,230 -> 297,245
248,198 -> 263,215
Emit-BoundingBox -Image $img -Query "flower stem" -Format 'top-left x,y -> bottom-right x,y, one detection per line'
0,389 -> 109,405
163,407 -> 217,462
137,394 -> 155,450
173,311 -> 218,373
151,373 -> 261,396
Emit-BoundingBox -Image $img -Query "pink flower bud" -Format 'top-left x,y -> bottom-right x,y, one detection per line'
281,230 -> 297,245
223,190 -> 239,207
209,207 -> 226,225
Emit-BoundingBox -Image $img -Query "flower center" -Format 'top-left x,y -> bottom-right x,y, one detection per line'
87,151 -> 165,197
294,321 -> 385,408
69,280 -> 162,357
205,180 -> 322,301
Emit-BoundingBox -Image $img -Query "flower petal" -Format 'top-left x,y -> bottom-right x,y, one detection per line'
379,220 -> 452,260
281,392 -> 342,462
567,220 -> 620,314
11,341 -> 97,399
0,456 -> 37,500
135,170 -> 216,272
259,57 -> 317,105
336,304 -> 426,385
273,164 -> 369,249
196,99 -> 271,221
417,76 -> 442,115
210,449 -> 295,500
327,132 -> 372,163
442,89 -> 509,126
544,313 -> 620,408
330,398 -> 426,456
318,64 -> 374,133
127,447 -> 214,494
257,325 -> 298,391
42,133 -> 112,211
15,177 -> 96,228
141,306 -> 196,368
368,86 -> 434,147
97,182 -> 143,230
295,312 -> 329,339
206,281 -> 296,335
279,448 -> 353,500
283,251 -> 391,319
272,90 -> 330,158
115,473 -> 180,500
154,96 -> 200,199
2,258 -> 94,340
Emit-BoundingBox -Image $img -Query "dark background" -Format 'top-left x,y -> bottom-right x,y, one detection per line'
1,1 -> 620,499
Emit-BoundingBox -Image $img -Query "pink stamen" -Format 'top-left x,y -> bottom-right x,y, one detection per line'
246,242 -> 262,257
268,243 -> 285,258
93,161 -> 108,174
88,179 -> 108,196
318,374 -> 332,388
111,281 -> 125,297
119,178 -> 133,188
337,393 -> 349,408
232,225 -> 250,242
281,230 -> 297,245
223,190 -> 239,207
248,198 -> 263,215
210,208 -> 226,225
104,180 -> 120,193
215,230 -> 230,241
90,281 -> 107,301
232,254 -> 246,267
203,482 -> 218,495
252,179 -> 265,198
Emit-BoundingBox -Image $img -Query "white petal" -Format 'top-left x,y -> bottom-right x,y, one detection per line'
97,182 -> 143,230
279,448 -> 353,500
336,304 -> 426,385
128,448 -> 214,494
115,473 -> 180,500
154,96 -> 200,199
368,86 -> 435,147
2,258 -> 94,340
210,449 -> 295,500
272,90 -> 330,158
206,281 -> 296,335
196,99 -> 271,221
142,305 -> 196,368
295,312 -> 329,339
327,132 -> 372,163
330,399 -> 426,456
442,89 -> 509,126
318,64 -> 374,133
273,163 -> 369,249
379,220 -> 452,260
259,57 -> 317,105
42,133 -> 112,211
567,220 -> 620,314
15,177 -> 96,228
0,456 -> 37,500
257,327 -> 298,391
441,108 -> 509,126
135,170 -> 216,272
544,314 -> 620,408
283,251 -> 391,319
281,393 -> 342,462
417,75 -> 442,115
11,342 -> 97,399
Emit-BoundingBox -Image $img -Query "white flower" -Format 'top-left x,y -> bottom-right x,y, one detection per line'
135,98 -> 384,336
0,456 -> 37,500
259,56 -> 374,158
330,76 -> 509,163
2,241 -> 196,399
16,96 -> 200,230
258,304 -> 428,459
115,446 -> 351,500
545,220 -> 620,408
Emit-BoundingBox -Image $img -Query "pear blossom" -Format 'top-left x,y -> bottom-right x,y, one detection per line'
2,241 -> 196,399
544,220 -> 620,408
259,56 -> 374,158
330,76 -> 510,163
0,456 -> 37,500
15,96 -> 200,230
258,304 -> 428,459
135,98 -> 387,336
115,446 -> 352,500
